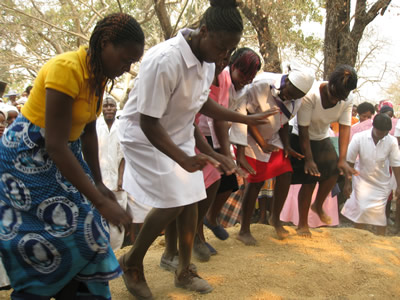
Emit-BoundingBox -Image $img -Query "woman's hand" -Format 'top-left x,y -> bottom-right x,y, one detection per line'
304,159 -> 320,177
395,186 -> 400,201
95,182 -> 131,232
117,177 -> 124,191
261,143 -> 279,154
337,160 -> 359,179
245,107 -> 280,126
95,196 -> 132,232
180,153 -> 220,173
284,146 -> 305,160
213,152 -> 248,178
236,154 -> 255,176
343,180 -> 352,199
96,182 -> 118,202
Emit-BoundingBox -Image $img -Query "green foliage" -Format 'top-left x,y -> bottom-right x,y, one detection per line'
243,0 -> 323,55
0,0 -> 324,90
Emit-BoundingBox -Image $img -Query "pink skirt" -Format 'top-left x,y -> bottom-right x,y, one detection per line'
280,183 -> 339,227
195,147 -> 221,189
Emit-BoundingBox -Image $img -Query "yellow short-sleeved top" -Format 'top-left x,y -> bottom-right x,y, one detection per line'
22,46 -> 102,141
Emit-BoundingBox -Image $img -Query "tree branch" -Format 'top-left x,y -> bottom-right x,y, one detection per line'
0,3 -> 89,41
171,0 -> 189,38
116,0 -> 123,13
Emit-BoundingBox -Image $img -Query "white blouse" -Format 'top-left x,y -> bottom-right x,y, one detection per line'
292,82 -> 353,140
230,73 -> 302,162
119,29 -> 215,146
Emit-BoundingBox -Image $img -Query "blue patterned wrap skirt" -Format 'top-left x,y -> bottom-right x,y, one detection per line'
0,115 -> 121,299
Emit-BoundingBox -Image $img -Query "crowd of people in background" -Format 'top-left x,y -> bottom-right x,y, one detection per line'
0,0 -> 399,299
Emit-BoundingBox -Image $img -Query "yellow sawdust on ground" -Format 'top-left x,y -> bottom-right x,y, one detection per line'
1,224 -> 399,299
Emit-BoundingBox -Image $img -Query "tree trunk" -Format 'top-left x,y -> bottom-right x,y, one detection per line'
239,2 -> 281,73
153,0 -> 173,40
323,0 -> 392,79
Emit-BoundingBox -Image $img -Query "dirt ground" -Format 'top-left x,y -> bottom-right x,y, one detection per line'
2,224 -> 399,300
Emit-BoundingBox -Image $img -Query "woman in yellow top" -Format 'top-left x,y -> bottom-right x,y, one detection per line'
0,13 -> 144,299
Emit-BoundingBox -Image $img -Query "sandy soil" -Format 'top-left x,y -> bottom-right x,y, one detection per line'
2,224 -> 399,300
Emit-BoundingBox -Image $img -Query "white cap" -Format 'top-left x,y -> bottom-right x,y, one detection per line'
0,105 -> 8,119
288,69 -> 315,94
4,90 -> 19,97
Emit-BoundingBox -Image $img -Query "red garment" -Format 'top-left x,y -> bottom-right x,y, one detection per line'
245,149 -> 292,183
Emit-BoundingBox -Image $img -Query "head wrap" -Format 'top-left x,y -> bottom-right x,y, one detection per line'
379,105 -> 394,115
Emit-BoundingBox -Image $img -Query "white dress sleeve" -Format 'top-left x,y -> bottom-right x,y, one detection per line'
136,54 -> 178,118
229,99 -> 248,146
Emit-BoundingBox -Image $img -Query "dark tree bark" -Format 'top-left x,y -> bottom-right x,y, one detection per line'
239,1 -> 282,73
323,0 -> 392,79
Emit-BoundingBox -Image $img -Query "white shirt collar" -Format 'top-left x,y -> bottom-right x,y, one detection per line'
368,127 -> 389,144
176,29 -> 206,77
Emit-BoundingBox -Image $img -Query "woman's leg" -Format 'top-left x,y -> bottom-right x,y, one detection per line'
174,202 -> 212,293
125,207 -> 183,266
163,220 -> 179,259
354,223 -> 366,230
176,203 -> 198,274
121,206 -> 183,298
197,180 -> 221,241
257,197 -> 268,224
311,175 -> 338,224
269,172 -> 292,239
194,181 -> 220,261
237,181 -> 265,245
206,190 -> 232,226
376,225 -> 387,236
297,182 -> 317,237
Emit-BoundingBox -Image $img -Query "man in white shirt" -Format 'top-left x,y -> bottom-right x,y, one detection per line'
97,95 -> 127,250
97,96 -> 150,249
342,113 -> 400,235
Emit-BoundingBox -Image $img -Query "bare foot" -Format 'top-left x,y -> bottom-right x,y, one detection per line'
236,232 -> 257,246
311,204 -> 332,225
268,216 -> 289,239
257,215 -> 268,225
275,226 -> 289,240
296,227 -> 312,238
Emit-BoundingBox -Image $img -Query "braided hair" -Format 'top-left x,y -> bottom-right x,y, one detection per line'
328,64 -> 358,100
201,0 -> 243,33
88,13 -> 145,95
229,47 -> 261,79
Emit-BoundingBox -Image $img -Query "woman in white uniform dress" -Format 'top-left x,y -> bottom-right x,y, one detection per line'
117,1 -> 278,298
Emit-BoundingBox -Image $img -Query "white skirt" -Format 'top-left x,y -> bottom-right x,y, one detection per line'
108,190 -> 128,251
121,138 -> 206,209
341,175 -> 390,226
126,193 -> 151,223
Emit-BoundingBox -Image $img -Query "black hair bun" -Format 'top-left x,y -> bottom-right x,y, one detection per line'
210,0 -> 239,8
